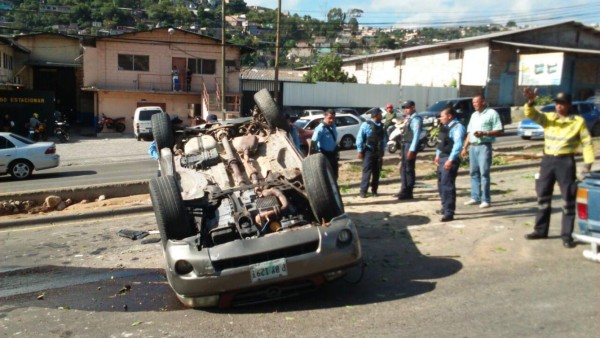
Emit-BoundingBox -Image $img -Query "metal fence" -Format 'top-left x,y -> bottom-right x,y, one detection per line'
282,82 -> 457,112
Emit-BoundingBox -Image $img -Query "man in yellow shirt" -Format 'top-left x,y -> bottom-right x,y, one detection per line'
523,88 -> 595,248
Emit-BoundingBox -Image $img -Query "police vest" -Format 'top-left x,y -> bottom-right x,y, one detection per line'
437,123 -> 456,158
366,120 -> 384,151
403,115 -> 422,144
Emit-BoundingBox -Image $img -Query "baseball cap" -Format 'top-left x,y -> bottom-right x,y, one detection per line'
401,100 -> 415,108
386,103 -> 393,109
553,92 -> 572,104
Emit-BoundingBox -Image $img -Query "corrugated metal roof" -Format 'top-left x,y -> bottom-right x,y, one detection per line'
492,40 -> 600,55
240,68 -> 306,82
339,20 -> 597,64
0,35 -> 30,53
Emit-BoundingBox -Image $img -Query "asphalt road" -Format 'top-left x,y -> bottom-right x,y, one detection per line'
0,126 -> 540,193
1,168 -> 598,336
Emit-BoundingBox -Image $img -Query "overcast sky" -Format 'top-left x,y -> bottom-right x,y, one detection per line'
244,0 -> 600,28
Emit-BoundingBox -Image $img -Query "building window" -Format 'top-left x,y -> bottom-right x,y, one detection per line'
117,54 -> 149,71
449,48 -> 463,60
355,62 -> 363,70
187,58 -> 217,75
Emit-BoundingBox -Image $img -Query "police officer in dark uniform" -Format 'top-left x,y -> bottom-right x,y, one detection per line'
356,109 -> 387,198
311,109 -> 339,179
434,107 -> 466,222
394,100 -> 423,200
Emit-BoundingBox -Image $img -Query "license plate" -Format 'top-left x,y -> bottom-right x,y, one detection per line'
524,130 -> 532,136
250,258 -> 288,283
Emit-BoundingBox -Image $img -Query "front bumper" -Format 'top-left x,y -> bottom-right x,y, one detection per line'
162,214 -> 362,307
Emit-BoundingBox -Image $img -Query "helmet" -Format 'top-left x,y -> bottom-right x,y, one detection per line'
33,113 -> 39,118
401,100 -> 416,109
386,103 -> 393,109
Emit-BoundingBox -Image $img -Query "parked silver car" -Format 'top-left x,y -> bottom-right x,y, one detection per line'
149,89 -> 362,308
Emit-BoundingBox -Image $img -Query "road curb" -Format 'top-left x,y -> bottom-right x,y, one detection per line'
0,180 -> 151,204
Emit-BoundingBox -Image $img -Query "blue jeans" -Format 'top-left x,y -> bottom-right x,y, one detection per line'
469,143 -> 492,203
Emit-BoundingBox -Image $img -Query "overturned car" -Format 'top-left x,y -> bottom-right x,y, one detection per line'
148,89 -> 362,308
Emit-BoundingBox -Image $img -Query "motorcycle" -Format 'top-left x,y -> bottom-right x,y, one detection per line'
29,121 -> 49,142
54,119 -> 70,143
425,117 -> 441,148
96,113 -> 126,133
386,118 -> 429,154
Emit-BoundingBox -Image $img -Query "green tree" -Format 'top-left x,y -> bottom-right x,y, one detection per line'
303,55 -> 357,83
506,20 -> 517,28
348,17 -> 359,34
229,0 -> 248,14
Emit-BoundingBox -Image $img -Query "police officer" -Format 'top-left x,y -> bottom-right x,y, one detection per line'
434,107 -> 466,222
523,88 -> 595,248
357,108 -> 387,198
311,109 -> 339,179
394,100 -> 422,200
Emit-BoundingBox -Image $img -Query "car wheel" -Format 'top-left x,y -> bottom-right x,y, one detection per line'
149,175 -> 195,247
340,135 -> 355,150
388,142 -> 398,153
253,88 -> 288,131
151,113 -> 174,151
9,160 -> 33,180
302,153 -> 344,223
521,136 -> 531,140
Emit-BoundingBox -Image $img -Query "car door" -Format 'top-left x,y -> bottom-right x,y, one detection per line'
335,115 -> 361,148
0,135 -> 17,174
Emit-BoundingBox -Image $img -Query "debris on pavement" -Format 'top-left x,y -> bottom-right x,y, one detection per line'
117,229 -> 149,240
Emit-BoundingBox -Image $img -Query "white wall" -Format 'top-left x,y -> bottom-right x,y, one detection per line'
283,82 -> 457,112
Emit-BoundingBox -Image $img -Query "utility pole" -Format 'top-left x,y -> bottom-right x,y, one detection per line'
221,0 -> 226,121
273,0 -> 281,104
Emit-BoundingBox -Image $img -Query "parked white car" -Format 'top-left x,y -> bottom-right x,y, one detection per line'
294,113 -> 364,150
0,132 -> 60,179
133,106 -> 164,141
300,109 -> 325,117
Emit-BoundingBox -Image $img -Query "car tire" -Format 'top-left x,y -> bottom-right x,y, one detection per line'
149,175 -> 195,247
253,88 -> 289,131
151,113 -> 174,151
9,160 -> 33,180
340,135 -> 355,150
302,153 -> 344,223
